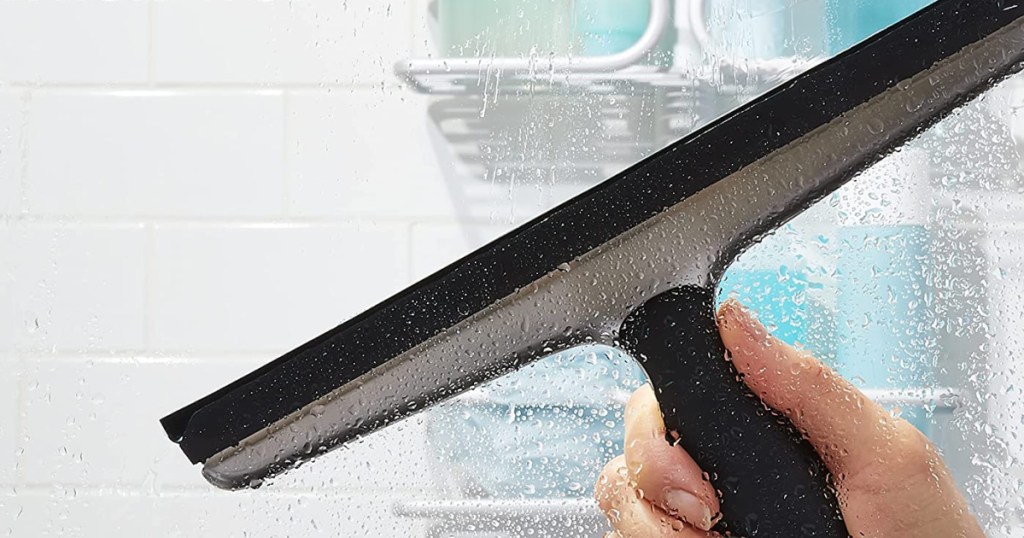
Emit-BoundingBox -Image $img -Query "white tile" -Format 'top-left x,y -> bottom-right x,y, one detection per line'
286,91 -> 458,219
0,91 -> 26,215
152,0 -> 413,85
24,91 -> 286,218
0,1 -> 147,84
410,222 -> 509,280
286,89 -> 609,224
0,358 -> 19,485
2,489 -> 429,537
17,358 -> 257,488
17,356 -> 438,494
0,224 -> 147,352
149,224 -> 409,353
16,355 -> 443,492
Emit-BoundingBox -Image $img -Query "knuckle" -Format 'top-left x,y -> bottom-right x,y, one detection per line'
842,419 -> 935,496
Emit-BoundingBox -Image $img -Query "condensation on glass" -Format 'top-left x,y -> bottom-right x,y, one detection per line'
6,1 -> 1024,537
268,9 -> 1023,538
340,59 -> 1024,538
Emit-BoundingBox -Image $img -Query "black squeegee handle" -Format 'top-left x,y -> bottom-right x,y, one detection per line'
619,285 -> 847,537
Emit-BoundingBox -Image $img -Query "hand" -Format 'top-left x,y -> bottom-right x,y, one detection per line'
594,299 -> 983,537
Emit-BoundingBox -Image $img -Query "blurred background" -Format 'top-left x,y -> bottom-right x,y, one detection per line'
2,0 -> 1023,536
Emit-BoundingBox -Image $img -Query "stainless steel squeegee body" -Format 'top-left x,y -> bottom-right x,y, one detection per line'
162,2 -> 1024,536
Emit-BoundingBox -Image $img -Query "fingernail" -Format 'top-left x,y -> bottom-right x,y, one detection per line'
663,489 -> 716,531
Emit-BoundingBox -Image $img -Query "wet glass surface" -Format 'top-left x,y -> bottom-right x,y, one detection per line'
7,1 -> 1024,537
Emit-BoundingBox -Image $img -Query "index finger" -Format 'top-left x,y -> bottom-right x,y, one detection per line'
716,299 -> 909,477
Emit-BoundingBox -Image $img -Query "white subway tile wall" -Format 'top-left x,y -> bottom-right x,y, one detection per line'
25,91 -> 287,218
0,90 -> 26,215
0,1 -> 149,84
410,222 -> 507,280
151,0 -> 415,85
0,1 -> 466,536
0,224 -> 148,352
287,91 -> 456,219
17,357 -> 247,488
148,223 -> 409,353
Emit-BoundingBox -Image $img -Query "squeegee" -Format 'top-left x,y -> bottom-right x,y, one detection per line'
161,1 -> 1024,535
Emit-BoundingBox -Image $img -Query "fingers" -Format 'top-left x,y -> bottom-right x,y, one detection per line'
595,456 -> 717,538
716,299 -> 985,537
716,298 -> 903,477
623,385 -> 721,531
